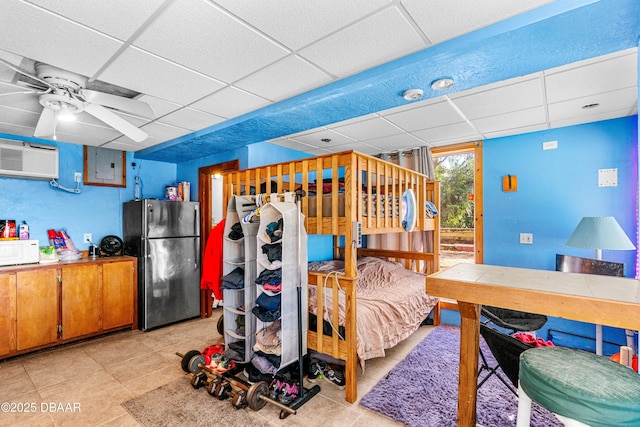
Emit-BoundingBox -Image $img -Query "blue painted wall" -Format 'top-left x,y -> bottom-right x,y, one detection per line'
1,137 -> 175,250
484,116 -> 638,275
442,116 -> 638,354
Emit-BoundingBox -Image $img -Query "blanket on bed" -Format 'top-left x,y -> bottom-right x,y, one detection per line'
308,257 -> 439,367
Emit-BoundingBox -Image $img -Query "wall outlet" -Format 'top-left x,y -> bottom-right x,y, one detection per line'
519,233 -> 533,244
83,233 -> 93,244
74,172 -> 82,183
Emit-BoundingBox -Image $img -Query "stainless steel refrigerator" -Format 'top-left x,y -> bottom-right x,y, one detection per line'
123,199 -> 201,330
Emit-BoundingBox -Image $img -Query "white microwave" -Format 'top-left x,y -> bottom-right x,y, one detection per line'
0,240 -> 40,266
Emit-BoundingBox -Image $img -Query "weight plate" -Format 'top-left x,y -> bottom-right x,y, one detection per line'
217,316 -> 224,336
181,350 -> 201,373
188,354 -> 206,374
247,381 -> 268,411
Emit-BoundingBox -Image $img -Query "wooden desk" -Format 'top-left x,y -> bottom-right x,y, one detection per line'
426,263 -> 640,427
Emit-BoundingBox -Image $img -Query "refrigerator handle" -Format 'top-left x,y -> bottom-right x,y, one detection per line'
194,238 -> 200,268
194,204 -> 200,236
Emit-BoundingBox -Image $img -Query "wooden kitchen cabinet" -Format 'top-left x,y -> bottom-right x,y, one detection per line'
0,273 -> 16,355
16,268 -> 59,351
61,264 -> 101,340
0,256 -> 137,360
102,259 -> 135,330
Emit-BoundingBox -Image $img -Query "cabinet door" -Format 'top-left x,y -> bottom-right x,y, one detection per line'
0,273 -> 17,356
103,261 -> 135,330
16,269 -> 59,351
61,265 -> 101,340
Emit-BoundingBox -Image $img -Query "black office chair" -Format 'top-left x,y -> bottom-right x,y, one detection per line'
477,306 -> 548,395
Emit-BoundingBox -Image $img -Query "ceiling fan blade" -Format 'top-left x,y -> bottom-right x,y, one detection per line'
0,57 -> 52,90
34,107 -> 55,137
80,89 -> 154,119
85,103 -> 148,142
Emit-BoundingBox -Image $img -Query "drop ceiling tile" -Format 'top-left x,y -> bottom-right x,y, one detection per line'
0,1 -> 123,77
0,122 -> 35,138
191,86 -> 271,119
214,0 -> 392,50
158,107 -> 225,131
402,0 -> 556,44
267,138 -> 318,152
0,83 -> 42,113
328,142 -> 384,155
548,87 -> 637,122
551,108 -> 635,130
105,134 -> 164,152
451,77 -> 544,120
98,47 -> 226,105
289,129 -> 355,147
299,6 -> 426,78
332,117 -> 403,141
134,0 -> 289,83
364,132 -> 424,151
140,121 -> 191,140
474,106 -> 547,134
54,125 -> 122,145
0,106 -> 39,127
235,56 -> 333,102
483,123 -> 548,139
545,49 -> 638,103
26,0 -> 166,40
411,122 -> 480,144
385,100 -> 464,132
137,95 -> 183,119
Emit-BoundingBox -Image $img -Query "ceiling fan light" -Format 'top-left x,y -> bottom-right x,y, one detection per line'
57,105 -> 76,122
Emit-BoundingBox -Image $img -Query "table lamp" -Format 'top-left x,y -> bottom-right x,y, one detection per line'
566,216 -> 636,355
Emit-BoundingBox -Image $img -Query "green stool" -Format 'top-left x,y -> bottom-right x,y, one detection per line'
517,346 -> 640,427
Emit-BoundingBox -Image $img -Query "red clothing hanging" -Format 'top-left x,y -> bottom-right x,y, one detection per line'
200,218 -> 225,300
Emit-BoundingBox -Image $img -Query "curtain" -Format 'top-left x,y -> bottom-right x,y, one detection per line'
369,147 -> 435,271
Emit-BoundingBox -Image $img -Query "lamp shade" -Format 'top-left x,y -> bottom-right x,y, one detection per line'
566,217 -> 636,253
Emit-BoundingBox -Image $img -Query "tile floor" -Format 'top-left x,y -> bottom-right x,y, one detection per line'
0,309 -> 435,426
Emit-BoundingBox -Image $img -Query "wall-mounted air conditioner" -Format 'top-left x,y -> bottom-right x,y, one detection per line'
0,139 -> 59,180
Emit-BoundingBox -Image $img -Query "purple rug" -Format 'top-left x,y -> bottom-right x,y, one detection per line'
360,325 -> 562,427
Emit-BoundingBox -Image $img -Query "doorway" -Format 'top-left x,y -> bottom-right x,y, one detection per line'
432,142 -> 483,269
198,159 -> 239,317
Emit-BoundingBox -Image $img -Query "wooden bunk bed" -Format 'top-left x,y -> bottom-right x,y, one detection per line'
222,150 -> 440,403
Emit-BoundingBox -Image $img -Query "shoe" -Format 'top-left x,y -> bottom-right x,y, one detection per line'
243,364 -> 273,384
268,377 -> 283,400
307,361 -> 327,382
278,380 -> 299,405
325,366 -> 346,390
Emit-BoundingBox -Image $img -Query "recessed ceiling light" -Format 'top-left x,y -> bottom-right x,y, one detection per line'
582,103 -> 600,109
402,89 -> 424,101
431,77 -> 454,91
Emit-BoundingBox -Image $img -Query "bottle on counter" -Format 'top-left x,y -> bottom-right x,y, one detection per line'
19,221 -> 29,240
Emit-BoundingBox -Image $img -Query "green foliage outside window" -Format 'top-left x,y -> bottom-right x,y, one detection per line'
434,153 -> 474,228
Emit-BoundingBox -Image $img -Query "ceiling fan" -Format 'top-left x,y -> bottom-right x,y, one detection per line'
0,58 -> 154,142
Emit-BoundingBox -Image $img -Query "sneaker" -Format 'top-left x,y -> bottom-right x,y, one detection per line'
268,377 -> 283,400
307,361 -> 327,382
243,364 -> 273,384
278,380 -> 299,405
325,366 -> 346,390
